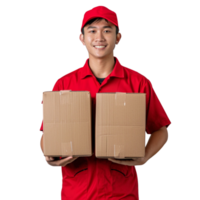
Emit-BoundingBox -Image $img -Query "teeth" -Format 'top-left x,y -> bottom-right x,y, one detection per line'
95,46 -> 106,48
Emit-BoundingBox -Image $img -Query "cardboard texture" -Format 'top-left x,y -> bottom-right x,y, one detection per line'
43,90 -> 92,157
95,93 -> 146,159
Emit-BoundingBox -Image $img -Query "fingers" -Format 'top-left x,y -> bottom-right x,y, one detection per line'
45,156 -> 55,162
58,157 -> 79,167
45,156 -> 79,167
43,156 -> 53,162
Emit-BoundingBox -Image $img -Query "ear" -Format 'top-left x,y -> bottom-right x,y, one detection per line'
77,33 -> 85,47
116,33 -> 122,45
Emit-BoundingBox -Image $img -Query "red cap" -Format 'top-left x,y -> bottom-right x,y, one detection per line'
81,6 -> 119,32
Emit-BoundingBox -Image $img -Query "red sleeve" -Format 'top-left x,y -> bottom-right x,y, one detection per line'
38,78 -> 62,132
38,100 -> 43,132
144,79 -> 171,134
52,79 -> 62,92
38,120 -> 43,132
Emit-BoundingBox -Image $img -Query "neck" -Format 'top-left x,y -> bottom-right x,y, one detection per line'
88,54 -> 115,78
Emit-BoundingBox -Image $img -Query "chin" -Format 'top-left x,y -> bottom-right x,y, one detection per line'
91,52 -> 111,59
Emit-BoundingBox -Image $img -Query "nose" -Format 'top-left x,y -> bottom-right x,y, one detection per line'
95,31 -> 105,42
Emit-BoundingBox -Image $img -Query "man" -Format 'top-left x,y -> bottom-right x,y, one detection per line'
40,6 -> 171,200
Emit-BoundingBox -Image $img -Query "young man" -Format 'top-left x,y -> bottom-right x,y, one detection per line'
40,6 -> 171,200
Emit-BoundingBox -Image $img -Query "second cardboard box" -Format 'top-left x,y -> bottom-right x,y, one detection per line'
95,92 -> 146,159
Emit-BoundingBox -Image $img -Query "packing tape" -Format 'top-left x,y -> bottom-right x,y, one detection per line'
115,93 -> 126,106
114,144 -> 125,158
59,90 -> 72,104
114,93 -> 126,158
61,141 -> 73,156
59,90 -> 71,95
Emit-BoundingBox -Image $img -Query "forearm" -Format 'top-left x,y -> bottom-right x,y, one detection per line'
145,126 -> 168,162
38,134 -> 43,154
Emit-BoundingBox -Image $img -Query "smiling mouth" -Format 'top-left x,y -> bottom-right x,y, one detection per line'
94,45 -> 107,49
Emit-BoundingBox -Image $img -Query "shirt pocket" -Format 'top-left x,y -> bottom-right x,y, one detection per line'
61,157 -> 89,199
110,162 -> 131,177
62,157 -> 88,178
110,162 -> 136,198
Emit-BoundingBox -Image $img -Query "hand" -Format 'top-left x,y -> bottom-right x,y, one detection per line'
45,156 -> 79,167
107,157 -> 147,166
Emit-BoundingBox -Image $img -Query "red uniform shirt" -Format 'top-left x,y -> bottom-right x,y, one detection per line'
40,57 -> 171,200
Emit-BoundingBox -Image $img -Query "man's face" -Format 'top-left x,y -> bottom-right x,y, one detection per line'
80,19 -> 121,59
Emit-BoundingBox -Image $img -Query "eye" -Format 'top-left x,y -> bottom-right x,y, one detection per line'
90,30 -> 95,33
105,30 -> 111,33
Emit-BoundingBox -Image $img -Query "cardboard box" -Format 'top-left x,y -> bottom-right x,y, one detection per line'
43,90 -> 92,157
95,93 -> 146,159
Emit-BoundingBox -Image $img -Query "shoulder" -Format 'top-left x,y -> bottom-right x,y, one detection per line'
58,68 -> 81,82
53,67 -> 82,90
123,66 -> 152,86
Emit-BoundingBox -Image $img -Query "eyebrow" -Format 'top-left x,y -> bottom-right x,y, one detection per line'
87,26 -> 112,29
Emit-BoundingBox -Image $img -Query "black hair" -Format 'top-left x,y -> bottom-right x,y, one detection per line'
81,17 -> 119,35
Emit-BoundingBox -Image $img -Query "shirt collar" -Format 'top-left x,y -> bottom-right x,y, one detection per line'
80,56 -> 124,79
